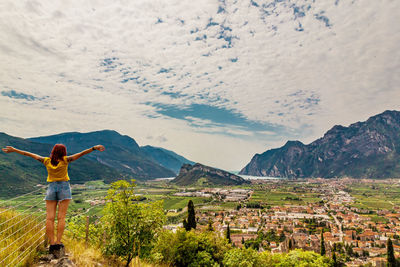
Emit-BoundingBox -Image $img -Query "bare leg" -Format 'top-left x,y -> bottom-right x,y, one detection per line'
46,200 -> 58,245
56,199 -> 70,244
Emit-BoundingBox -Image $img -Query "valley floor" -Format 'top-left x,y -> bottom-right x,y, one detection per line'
1,178 -> 400,266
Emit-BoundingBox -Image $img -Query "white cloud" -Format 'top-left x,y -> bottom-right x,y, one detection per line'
0,0 -> 399,170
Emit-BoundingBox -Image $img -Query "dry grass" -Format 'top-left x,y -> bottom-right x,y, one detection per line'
63,235 -> 158,267
0,208 -> 46,266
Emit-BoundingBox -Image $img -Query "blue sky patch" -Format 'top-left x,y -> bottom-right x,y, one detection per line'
1,90 -> 36,101
206,18 -> 219,28
314,12 -> 332,27
157,67 -> 172,74
295,22 -> 304,32
251,0 -> 259,8
145,102 -> 286,136
217,0 -> 226,13
100,57 -> 122,73
160,91 -> 188,99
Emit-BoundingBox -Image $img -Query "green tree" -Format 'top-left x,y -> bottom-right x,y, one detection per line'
207,219 -> 214,231
387,238 -> 396,267
346,244 -> 354,257
223,247 -> 264,267
279,232 -> 286,242
151,229 -> 231,267
279,249 -> 332,267
184,199 -> 196,231
332,252 -> 337,267
244,239 -> 260,250
102,180 -> 165,266
67,215 -> 103,246
320,231 -> 326,256
223,248 -> 332,267
227,224 -> 231,243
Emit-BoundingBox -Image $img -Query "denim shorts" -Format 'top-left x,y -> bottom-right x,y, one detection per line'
44,181 -> 72,201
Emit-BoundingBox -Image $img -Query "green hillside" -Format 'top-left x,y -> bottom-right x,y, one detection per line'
0,132 -> 125,197
29,130 -> 176,179
141,145 -> 194,174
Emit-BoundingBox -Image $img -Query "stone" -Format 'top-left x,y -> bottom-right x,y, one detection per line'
55,257 -> 75,267
39,254 -> 55,262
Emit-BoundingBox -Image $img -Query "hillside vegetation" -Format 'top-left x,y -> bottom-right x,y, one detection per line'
29,130 -> 176,179
172,163 -> 249,186
141,145 -> 194,174
0,132 -> 124,196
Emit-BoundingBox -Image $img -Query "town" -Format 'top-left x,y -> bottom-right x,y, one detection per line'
163,178 -> 400,266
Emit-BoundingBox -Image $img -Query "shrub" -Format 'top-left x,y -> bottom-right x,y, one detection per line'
150,228 -> 231,266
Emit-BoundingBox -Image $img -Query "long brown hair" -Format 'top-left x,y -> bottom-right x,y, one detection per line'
50,144 -> 67,166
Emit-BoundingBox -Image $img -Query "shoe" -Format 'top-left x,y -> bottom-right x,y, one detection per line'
50,243 -> 65,259
49,244 -> 58,254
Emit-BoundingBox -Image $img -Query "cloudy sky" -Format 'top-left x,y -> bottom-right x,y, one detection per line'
1,0 -> 399,170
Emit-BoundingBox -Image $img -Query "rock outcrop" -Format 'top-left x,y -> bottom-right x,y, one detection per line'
172,163 -> 249,186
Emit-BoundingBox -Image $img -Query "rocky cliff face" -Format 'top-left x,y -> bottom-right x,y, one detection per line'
240,110 -> 400,178
172,163 -> 249,186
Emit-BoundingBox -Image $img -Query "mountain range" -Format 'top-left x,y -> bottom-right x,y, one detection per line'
0,130 -> 192,196
240,110 -> 400,178
29,130 -> 178,178
2,110 -> 399,196
141,145 -> 194,174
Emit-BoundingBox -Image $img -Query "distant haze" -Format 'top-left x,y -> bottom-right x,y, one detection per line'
1,0 -> 399,170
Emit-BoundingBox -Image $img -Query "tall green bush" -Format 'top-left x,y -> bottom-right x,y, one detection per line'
151,228 -> 231,266
223,248 -> 332,267
101,179 -> 165,266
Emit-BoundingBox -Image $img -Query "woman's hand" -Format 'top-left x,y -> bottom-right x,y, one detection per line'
93,145 -> 105,152
1,146 -> 43,162
1,146 -> 16,153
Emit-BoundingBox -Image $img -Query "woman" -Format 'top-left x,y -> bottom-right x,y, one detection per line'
1,143 -> 105,253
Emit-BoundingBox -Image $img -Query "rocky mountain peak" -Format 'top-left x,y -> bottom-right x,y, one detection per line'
240,110 -> 400,178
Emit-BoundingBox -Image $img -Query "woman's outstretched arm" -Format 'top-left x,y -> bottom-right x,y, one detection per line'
1,146 -> 45,163
66,145 -> 105,162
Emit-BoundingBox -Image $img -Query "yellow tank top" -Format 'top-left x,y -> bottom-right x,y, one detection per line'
43,156 -> 70,182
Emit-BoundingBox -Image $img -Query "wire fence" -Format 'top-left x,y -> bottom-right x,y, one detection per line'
0,185 -> 110,266
0,187 -> 47,266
